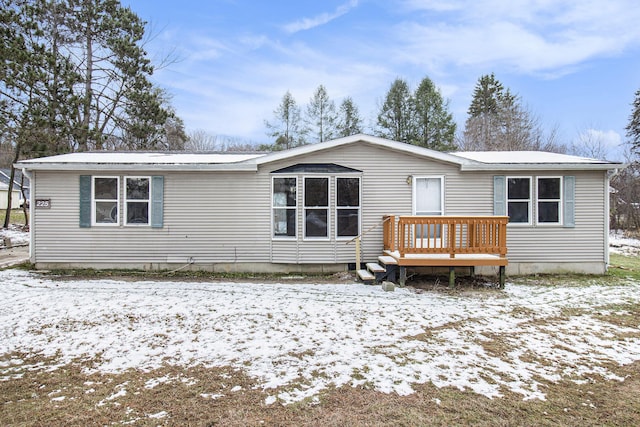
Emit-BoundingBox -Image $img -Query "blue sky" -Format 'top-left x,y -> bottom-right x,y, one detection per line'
125,0 -> 640,160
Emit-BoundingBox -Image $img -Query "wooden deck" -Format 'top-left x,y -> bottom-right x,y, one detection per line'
382,215 -> 509,287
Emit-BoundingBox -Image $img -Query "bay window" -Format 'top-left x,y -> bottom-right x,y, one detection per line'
336,177 -> 360,238
304,177 -> 329,238
272,177 -> 297,237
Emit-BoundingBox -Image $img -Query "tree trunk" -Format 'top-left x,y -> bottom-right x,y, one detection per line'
3,143 -> 21,229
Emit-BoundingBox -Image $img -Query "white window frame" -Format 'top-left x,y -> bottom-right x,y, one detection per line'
303,176 -> 330,240
92,176 -> 120,226
335,175 -> 361,240
506,176 -> 532,226
536,176 -> 563,226
271,176 -> 297,239
124,176 -> 151,226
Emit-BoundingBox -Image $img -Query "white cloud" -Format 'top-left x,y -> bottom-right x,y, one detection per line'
282,0 -> 359,34
395,0 -> 640,75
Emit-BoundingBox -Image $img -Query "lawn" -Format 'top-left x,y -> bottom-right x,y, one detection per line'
0,209 -> 27,228
1,254 -> 640,426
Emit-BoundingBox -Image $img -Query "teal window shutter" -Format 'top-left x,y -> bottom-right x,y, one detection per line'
493,176 -> 506,216
151,176 -> 164,228
563,176 -> 575,227
79,175 -> 91,228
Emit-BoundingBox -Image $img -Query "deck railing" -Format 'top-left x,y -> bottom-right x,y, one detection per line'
383,215 -> 508,258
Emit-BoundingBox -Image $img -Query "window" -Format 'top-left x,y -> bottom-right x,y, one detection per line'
125,177 -> 150,225
336,177 -> 360,238
81,175 -> 163,228
273,177 -> 297,237
537,177 -> 561,224
507,177 -> 531,224
93,177 -> 119,225
304,177 -> 329,238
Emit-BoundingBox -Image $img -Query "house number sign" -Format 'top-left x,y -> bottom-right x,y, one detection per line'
35,199 -> 51,209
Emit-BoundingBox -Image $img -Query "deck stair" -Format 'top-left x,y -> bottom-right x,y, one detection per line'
357,255 -> 399,285
356,268 -> 375,284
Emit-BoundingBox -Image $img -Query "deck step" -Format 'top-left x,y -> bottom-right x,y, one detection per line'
356,269 -> 375,284
378,255 -> 398,265
366,262 -> 386,273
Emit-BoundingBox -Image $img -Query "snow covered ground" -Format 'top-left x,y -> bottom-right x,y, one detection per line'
1,227 -> 640,404
0,224 -> 29,247
1,268 -> 640,405
610,230 -> 640,256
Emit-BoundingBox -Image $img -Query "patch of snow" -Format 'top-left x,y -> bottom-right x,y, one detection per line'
97,382 -> 128,406
610,231 -> 640,256
147,411 -> 168,419
200,393 -> 224,400
0,225 -> 29,246
144,376 -> 171,389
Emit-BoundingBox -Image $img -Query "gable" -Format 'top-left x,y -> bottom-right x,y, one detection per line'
271,163 -> 362,174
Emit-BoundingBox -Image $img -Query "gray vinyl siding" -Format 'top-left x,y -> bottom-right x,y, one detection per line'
261,143 -> 460,264
30,142 -> 609,268
502,171 -> 607,263
32,170 -> 272,265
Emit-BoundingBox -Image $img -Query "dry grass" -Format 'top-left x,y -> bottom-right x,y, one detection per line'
2,354 -> 640,426
0,209 -> 27,227
2,253 -> 640,426
3,295 -> 640,426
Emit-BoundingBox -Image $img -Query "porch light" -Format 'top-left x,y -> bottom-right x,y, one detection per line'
406,175 -> 412,185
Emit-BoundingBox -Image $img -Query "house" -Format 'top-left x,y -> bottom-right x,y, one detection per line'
14,134 -> 622,283
0,169 -> 29,209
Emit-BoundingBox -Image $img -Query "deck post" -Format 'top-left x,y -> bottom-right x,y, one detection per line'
499,266 -> 506,288
355,237 -> 361,270
399,266 -> 406,287
449,267 -> 455,288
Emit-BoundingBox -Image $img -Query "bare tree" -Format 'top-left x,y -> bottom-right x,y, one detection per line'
185,130 -> 220,152
570,127 -> 614,160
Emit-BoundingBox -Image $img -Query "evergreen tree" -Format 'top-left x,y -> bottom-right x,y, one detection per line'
413,76 -> 456,151
306,85 -> 337,143
64,0 -> 172,151
1,0 -> 182,153
336,97 -> 363,137
626,88 -> 640,155
264,90 -> 305,150
376,78 -> 415,142
461,73 -> 563,152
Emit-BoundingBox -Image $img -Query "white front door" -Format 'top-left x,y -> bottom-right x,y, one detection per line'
413,176 -> 444,239
413,176 -> 443,216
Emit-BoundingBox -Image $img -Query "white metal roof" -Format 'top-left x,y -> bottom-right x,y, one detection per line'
14,135 -> 623,172
16,152 -> 266,171
453,150 -> 622,171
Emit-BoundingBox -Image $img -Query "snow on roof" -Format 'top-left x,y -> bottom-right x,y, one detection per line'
16,152 -> 267,171
454,151 -> 607,163
14,137 -> 623,173
20,151 -> 265,164
453,151 -> 622,171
